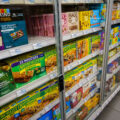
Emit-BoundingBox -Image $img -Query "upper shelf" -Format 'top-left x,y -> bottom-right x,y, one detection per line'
0,27 -> 102,60
0,0 -> 104,5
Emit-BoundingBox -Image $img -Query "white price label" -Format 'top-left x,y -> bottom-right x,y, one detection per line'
67,65 -> 72,70
50,73 -> 57,79
10,48 -> 22,56
71,33 -> 77,38
16,89 -> 26,97
33,43 -> 43,49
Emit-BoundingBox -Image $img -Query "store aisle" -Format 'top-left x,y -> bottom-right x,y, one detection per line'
97,92 -> 120,120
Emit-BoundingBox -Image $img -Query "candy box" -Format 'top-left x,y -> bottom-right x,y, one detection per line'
66,96 -> 71,113
83,82 -> 90,98
67,12 -> 79,33
79,11 -> 91,30
0,20 -> 28,49
62,13 -> 69,35
5,51 -> 46,88
63,41 -> 76,66
91,34 -> 100,53
0,61 -> 15,97
37,110 -> 53,120
90,10 -> 100,28
44,46 -> 57,73
52,104 -> 61,120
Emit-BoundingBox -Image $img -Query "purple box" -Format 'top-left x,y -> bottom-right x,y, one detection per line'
0,32 -> 4,51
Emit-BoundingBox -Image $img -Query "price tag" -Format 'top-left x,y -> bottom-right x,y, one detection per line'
16,89 -> 26,97
67,65 -> 72,70
50,73 -> 57,79
33,43 -> 44,49
71,33 -> 77,38
10,48 -> 22,56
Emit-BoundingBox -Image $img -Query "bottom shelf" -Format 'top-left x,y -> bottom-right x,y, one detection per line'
87,84 -> 120,120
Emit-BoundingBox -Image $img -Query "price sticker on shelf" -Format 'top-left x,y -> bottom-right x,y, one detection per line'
16,89 -> 27,97
71,33 -> 77,38
10,48 -> 22,56
50,73 -> 57,79
33,43 -> 43,49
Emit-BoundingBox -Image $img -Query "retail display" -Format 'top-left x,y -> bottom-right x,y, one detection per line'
0,1 -> 120,120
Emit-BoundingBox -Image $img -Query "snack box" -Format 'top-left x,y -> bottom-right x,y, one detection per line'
5,51 -> 46,88
0,20 -> 28,49
37,110 -> 53,120
117,10 -> 120,19
77,36 -> 91,59
44,46 -> 57,73
0,32 -> 4,50
63,41 -> 76,66
52,104 -> 61,120
84,98 -> 93,111
64,70 -> 76,91
90,10 -> 100,28
79,11 -> 91,30
91,34 -> 100,53
62,13 -> 69,35
83,82 -> 90,98
112,27 -> 119,45
67,12 -> 79,33
99,31 -> 104,50
76,105 -> 88,120
66,96 -> 71,113
0,62 -> 15,97
89,77 -> 97,92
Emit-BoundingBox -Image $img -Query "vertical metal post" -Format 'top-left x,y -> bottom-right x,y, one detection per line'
100,0 -> 113,103
53,0 -> 66,120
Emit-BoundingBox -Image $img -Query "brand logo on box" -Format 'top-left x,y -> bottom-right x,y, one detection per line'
0,9 -> 10,17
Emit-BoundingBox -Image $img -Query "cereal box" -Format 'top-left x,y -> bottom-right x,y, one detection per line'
79,11 -> 91,30
66,96 -> 71,113
0,32 -> 4,51
44,46 -> 57,73
67,12 -> 79,33
89,77 -> 97,92
92,57 -> 97,74
0,62 -> 15,97
63,41 -> 76,66
99,31 -> 104,50
5,51 -> 46,88
90,10 -> 100,28
112,10 -> 117,20
112,27 -> 119,45
52,104 -> 61,120
117,10 -> 120,19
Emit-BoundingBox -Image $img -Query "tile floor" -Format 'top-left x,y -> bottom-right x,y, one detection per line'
96,92 -> 120,120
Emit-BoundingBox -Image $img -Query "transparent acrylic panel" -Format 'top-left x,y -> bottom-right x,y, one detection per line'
60,0 -> 106,120
104,0 -> 120,100
0,1 -> 62,120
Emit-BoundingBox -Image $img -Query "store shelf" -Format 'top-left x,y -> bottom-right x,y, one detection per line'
64,50 -> 100,72
29,98 -> 60,120
66,88 -> 98,119
0,27 -> 102,60
65,71 -> 98,97
106,66 -> 120,81
88,85 -> 120,120
108,52 -> 120,64
0,70 -> 57,106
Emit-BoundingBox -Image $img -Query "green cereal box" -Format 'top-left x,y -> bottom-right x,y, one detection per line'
63,41 -> 76,66
0,62 -> 15,97
44,46 -> 57,74
6,51 -> 46,88
91,34 -> 100,52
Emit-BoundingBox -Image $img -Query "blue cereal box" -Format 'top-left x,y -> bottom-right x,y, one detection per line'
0,20 -> 28,49
90,10 -> 100,28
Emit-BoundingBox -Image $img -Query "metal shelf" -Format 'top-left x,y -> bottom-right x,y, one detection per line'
88,85 -> 120,120
0,0 -> 104,5
0,27 -> 102,60
66,88 -> 98,119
